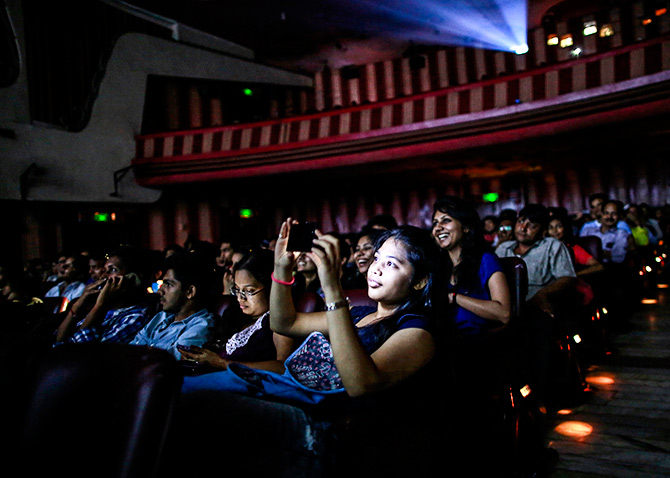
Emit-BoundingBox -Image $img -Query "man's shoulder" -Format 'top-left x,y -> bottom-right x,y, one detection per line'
185,308 -> 216,323
495,241 -> 516,256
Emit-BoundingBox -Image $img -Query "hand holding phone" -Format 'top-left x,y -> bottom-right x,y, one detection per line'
286,222 -> 317,252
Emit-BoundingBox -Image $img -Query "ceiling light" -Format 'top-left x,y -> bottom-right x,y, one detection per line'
560,34 -> 573,48
583,21 -> 597,36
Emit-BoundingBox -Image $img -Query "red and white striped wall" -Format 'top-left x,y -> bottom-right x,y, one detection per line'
133,35 -> 670,182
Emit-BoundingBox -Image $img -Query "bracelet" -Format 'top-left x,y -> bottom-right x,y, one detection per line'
271,272 -> 295,286
324,297 -> 350,311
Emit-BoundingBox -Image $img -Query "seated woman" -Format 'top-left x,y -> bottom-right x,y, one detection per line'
341,226 -> 382,290
432,196 -> 511,338
547,213 -> 604,305
178,249 -> 295,373
168,220 -> 441,477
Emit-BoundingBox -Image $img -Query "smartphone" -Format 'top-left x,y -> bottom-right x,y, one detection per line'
176,344 -> 196,353
287,222 -> 317,252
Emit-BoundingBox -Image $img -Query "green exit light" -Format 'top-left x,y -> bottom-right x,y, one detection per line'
243,88 -> 253,96
93,212 -> 111,222
483,192 -> 499,203
239,208 -> 254,219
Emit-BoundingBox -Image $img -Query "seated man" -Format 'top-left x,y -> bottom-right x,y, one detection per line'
54,247 -> 154,345
44,254 -> 88,307
85,251 -> 107,285
496,204 -> 577,400
588,200 -> 634,264
496,204 -> 577,312
130,251 -> 216,360
580,193 -> 631,237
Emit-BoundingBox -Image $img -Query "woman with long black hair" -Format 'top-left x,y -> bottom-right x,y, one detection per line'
431,196 -> 511,337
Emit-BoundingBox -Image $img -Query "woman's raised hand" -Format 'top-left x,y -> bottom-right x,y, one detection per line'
308,231 -> 342,293
274,218 -> 298,280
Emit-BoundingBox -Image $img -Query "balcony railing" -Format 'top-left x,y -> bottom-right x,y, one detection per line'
133,35 -> 670,186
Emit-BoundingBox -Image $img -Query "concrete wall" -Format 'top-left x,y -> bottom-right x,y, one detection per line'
0,3 -> 312,203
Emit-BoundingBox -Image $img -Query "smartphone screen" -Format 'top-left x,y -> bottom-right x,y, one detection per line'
286,222 -> 317,252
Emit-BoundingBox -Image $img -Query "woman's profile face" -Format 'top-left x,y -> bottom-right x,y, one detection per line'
366,239 -> 415,306
547,219 -> 564,241
354,235 -> 375,275
233,269 -> 269,318
431,210 -> 466,251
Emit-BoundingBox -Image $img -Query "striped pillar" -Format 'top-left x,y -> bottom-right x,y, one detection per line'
165,82 -> 181,130
364,63 -> 378,103
148,207 -> 168,252
174,200 -> 191,246
331,69 -> 343,107
188,86 -> 203,129
196,200 -> 215,243
314,71 -> 326,111
209,97 -> 223,126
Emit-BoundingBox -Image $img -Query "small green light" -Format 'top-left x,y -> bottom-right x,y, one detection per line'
483,193 -> 499,203
93,212 -> 110,222
243,88 -> 253,96
239,208 -> 254,219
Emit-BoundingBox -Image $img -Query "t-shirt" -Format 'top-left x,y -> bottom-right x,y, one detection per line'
496,237 -> 576,300
448,252 -> 504,336
572,244 -> 593,267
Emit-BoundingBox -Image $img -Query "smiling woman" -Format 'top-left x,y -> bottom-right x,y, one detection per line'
431,196 -> 511,337
168,220 -> 443,476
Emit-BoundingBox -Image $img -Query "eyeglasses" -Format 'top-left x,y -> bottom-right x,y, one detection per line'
499,225 -> 512,232
230,287 -> 264,300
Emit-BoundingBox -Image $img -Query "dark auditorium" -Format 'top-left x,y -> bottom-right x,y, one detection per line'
1,0 -> 670,476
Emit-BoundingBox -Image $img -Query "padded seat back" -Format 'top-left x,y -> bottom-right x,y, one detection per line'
578,235 -> 603,262
499,256 -> 528,321
15,343 -> 182,478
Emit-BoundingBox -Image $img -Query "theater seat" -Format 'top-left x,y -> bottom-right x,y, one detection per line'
12,343 -> 182,478
295,290 -> 325,313
211,294 -> 237,317
578,235 -> 603,262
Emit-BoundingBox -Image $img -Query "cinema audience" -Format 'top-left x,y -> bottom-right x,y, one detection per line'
53,247 -> 154,345
5,194 -> 668,477
169,220 -> 442,476
43,253 -> 88,308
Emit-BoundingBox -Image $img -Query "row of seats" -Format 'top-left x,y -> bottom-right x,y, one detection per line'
8,241 -> 661,478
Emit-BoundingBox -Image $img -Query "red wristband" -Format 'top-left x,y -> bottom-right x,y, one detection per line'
271,272 -> 295,286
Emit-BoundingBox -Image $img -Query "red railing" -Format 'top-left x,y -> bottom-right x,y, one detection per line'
133,36 -> 670,186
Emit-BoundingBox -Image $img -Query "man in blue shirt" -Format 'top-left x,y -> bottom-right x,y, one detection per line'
54,247 -> 154,346
587,200 -> 634,264
131,251 -> 216,360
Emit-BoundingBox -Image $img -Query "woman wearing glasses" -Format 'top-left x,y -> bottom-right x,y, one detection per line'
178,249 -> 295,373
168,219 -> 442,477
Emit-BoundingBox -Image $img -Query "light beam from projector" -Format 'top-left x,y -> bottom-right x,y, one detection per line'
321,0 -> 528,53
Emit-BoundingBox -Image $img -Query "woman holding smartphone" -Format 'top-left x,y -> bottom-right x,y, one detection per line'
169,219 -> 442,477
